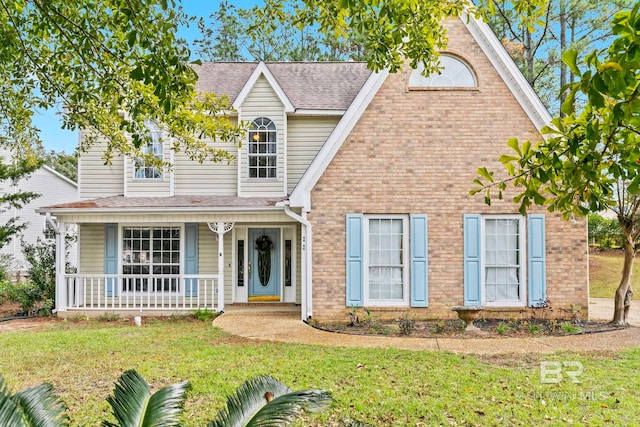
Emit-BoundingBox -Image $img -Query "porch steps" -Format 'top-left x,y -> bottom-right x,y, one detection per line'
224,303 -> 299,314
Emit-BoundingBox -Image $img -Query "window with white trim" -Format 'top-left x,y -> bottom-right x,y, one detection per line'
409,54 -> 477,88
43,218 -> 56,240
121,226 -> 180,292
248,117 -> 277,179
482,216 -> 525,306
134,120 -> 163,179
364,216 -> 408,305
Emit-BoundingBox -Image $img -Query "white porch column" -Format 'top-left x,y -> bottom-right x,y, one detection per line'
208,222 -> 234,312
54,220 -> 67,312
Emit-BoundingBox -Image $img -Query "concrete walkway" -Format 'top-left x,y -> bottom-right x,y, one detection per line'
213,301 -> 640,355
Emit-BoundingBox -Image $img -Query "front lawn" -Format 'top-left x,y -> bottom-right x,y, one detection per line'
589,250 -> 640,298
0,318 -> 638,426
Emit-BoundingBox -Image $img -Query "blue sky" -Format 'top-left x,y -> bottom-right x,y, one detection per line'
34,0 -> 259,153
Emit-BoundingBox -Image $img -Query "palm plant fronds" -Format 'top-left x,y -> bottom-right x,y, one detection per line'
0,374 -> 69,427
102,369 -> 189,427
208,375 -> 332,427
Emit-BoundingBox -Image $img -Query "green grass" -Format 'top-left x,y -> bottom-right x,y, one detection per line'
0,319 -> 639,426
589,251 -> 640,298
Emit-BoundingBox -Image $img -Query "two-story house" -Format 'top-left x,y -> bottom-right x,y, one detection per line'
39,16 -> 588,322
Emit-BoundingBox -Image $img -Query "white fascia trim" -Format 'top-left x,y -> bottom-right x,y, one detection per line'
232,62 -> 295,113
36,205 -> 286,216
41,165 -> 78,188
291,109 -> 346,116
289,70 -> 389,210
462,14 -> 552,131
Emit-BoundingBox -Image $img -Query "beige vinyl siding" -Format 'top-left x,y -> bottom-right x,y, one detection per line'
174,134 -> 239,195
79,224 -> 104,274
78,223 -> 106,303
198,224 -> 233,304
78,134 -> 124,199
125,143 -> 171,196
239,75 -> 286,196
287,116 -> 340,194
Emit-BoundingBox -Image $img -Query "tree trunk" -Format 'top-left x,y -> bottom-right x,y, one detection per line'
612,236 -> 634,325
559,0 -> 567,115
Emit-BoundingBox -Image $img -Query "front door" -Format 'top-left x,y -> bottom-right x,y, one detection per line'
248,228 -> 280,301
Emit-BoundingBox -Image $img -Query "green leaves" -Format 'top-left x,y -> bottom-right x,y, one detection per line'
0,374 -> 68,427
473,5 -> 640,219
102,369 -> 189,427
208,375 -> 332,427
0,0 -> 243,164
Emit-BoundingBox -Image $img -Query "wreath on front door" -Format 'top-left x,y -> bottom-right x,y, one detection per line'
255,234 -> 274,286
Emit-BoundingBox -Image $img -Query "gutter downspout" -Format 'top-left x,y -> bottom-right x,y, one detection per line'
280,203 -> 312,321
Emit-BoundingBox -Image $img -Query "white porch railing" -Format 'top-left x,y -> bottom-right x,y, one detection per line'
62,274 -> 220,312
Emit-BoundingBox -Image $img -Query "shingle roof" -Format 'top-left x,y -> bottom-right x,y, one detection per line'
41,195 -> 286,211
193,62 -> 372,111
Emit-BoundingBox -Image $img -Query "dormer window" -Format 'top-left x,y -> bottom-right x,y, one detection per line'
134,120 -> 163,179
409,54 -> 477,88
248,117 -> 277,179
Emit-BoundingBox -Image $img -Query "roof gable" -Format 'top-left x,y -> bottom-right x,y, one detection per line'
233,62 -> 295,112
289,15 -> 553,210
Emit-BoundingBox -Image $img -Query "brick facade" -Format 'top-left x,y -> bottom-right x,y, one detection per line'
308,20 -> 588,322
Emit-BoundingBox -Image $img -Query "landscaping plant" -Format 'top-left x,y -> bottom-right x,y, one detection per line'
0,369 -> 330,427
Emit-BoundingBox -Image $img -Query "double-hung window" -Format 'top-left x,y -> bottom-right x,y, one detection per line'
482,216 -> 525,305
134,120 -> 163,179
364,216 -> 409,305
122,226 -> 180,293
248,117 -> 277,178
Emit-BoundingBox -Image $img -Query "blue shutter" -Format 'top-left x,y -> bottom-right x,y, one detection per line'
463,214 -> 482,306
346,214 -> 364,307
184,223 -> 199,297
528,214 -> 546,306
410,214 -> 428,307
104,224 -> 118,297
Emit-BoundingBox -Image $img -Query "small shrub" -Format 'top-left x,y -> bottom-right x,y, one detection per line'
496,321 -> 509,335
398,312 -> 416,336
528,323 -> 540,335
65,314 -> 89,323
6,281 -> 44,315
432,321 -> 446,335
97,312 -> 120,322
194,308 -> 217,321
560,321 -> 582,334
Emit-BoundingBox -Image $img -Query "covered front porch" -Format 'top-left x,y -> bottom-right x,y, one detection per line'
39,195 -> 312,318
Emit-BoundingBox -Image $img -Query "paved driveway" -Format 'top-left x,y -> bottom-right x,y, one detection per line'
589,298 -> 640,326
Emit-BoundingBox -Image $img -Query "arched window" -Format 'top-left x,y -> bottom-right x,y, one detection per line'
409,54 -> 477,88
248,117 -> 277,179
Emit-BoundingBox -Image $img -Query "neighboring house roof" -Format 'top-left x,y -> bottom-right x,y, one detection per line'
288,15 -> 553,210
39,195 -> 287,213
193,62 -> 372,112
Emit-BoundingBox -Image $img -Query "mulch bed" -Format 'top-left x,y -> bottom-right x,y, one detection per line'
314,318 -> 626,339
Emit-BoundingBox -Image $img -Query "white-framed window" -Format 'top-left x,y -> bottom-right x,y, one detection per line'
248,117 -> 277,179
481,215 -> 526,306
134,120 -> 163,179
363,215 -> 409,306
409,54 -> 477,88
43,217 -> 56,240
121,226 -> 180,293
